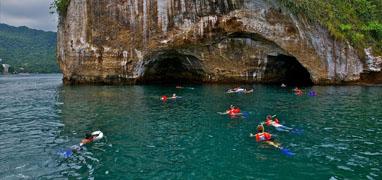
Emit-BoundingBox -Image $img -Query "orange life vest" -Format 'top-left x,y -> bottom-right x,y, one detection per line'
255,132 -> 272,142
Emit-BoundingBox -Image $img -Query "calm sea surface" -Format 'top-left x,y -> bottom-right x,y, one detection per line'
0,74 -> 381,179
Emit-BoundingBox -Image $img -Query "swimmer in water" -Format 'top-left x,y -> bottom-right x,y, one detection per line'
161,95 -> 168,102
226,87 -> 253,94
250,124 -> 281,148
250,124 -> 294,156
293,87 -> 303,96
171,93 -> 178,99
225,105 -> 241,115
80,131 -> 101,146
263,115 -> 293,132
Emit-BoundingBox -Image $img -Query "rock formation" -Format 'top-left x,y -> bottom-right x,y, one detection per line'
57,0 -> 381,85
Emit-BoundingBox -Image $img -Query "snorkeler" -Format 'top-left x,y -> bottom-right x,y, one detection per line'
226,87 -> 253,94
80,132 -> 98,146
80,131 -> 103,146
250,124 -> 272,142
161,95 -> 168,102
250,124 -> 295,156
225,105 -> 241,116
263,115 -> 293,132
217,105 -> 248,118
61,131 -> 104,158
293,87 -> 303,96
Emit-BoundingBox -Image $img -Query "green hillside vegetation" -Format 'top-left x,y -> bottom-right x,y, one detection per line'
0,23 -> 59,73
50,0 -> 71,17
280,0 -> 382,56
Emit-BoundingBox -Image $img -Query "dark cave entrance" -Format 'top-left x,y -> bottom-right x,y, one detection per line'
139,51 -> 205,84
265,54 -> 313,86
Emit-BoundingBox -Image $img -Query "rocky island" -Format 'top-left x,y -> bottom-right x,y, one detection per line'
56,0 -> 382,85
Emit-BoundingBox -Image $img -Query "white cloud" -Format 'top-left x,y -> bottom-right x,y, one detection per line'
0,0 -> 58,31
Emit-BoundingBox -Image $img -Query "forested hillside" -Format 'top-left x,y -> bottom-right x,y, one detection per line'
280,0 -> 382,56
0,23 -> 59,73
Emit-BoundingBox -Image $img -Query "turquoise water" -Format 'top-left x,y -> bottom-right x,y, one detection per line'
1,74 -> 382,179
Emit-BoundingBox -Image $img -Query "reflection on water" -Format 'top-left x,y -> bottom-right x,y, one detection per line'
1,74 -> 382,179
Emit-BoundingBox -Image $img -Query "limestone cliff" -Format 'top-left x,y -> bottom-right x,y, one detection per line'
57,0 -> 381,85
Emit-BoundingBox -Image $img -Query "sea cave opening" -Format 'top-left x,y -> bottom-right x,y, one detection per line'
139,51 -> 205,84
265,54 -> 313,86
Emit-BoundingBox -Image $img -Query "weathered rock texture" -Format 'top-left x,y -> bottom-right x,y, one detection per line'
57,0 -> 381,85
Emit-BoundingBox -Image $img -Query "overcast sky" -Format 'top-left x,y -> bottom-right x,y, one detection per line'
0,0 -> 58,32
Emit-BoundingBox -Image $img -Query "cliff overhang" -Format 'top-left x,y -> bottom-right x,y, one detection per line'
57,0 -> 381,85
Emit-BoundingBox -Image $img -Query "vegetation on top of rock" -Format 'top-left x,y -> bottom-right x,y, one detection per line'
280,0 -> 382,56
0,24 -> 59,73
50,0 -> 71,17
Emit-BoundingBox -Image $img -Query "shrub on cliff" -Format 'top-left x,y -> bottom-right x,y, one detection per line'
50,0 -> 71,17
280,0 -> 382,56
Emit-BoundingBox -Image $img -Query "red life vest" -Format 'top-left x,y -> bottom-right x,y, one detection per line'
274,118 -> 280,124
233,108 -> 241,113
228,109 -> 236,116
255,132 -> 272,142
265,119 -> 272,126
161,96 -> 167,101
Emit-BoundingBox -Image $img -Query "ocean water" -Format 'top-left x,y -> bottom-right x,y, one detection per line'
0,74 -> 381,179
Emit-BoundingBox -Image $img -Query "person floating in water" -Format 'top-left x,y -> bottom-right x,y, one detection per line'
263,115 -> 293,132
161,95 -> 168,102
218,105 -> 248,118
161,94 -> 181,102
171,93 -> 179,99
250,125 -> 282,149
226,105 -> 241,116
250,124 -> 295,156
293,87 -> 303,96
80,131 -> 102,146
176,85 -> 194,90
226,87 -> 253,94
250,124 -> 272,142
61,131 -> 104,158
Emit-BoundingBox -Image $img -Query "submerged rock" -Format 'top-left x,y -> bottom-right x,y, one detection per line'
57,0 -> 380,85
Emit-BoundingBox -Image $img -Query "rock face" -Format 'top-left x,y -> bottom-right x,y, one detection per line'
57,0 -> 379,85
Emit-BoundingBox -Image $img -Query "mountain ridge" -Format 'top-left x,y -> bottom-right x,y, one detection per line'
0,23 -> 59,73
